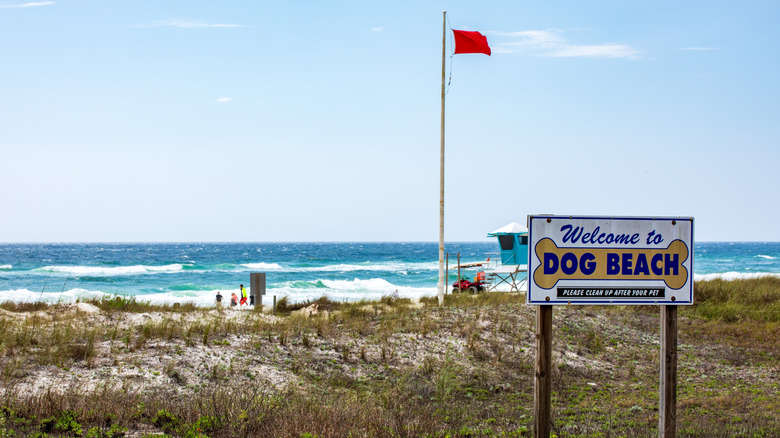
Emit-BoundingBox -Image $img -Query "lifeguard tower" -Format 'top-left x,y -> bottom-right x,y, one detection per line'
485,222 -> 529,292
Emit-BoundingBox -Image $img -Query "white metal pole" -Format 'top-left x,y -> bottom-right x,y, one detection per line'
438,10 -> 447,306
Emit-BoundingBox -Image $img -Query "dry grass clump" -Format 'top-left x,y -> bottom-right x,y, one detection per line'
274,295 -> 343,314
0,301 -> 50,313
87,296 -> 200,315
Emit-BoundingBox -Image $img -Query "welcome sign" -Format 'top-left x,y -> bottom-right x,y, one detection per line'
527,216 -> 694,305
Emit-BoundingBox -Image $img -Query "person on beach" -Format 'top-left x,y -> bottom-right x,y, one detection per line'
215,291 -> 223,307
239,284 -> 248,306
230,292 -> 238,307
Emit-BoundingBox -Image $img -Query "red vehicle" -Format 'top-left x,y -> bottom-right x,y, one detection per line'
452,271 -> 487,294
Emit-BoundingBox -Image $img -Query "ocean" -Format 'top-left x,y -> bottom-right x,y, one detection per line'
0,242 -> 778,307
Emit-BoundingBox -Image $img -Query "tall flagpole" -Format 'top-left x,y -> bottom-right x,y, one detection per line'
438,10 -> 447,306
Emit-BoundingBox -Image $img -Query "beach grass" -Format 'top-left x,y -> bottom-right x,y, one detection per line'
688,276 -> 780,322
0,278 -> 777,437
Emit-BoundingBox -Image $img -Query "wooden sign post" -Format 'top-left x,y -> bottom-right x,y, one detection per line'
533,305 -> 553,438
659,305 -> 678,437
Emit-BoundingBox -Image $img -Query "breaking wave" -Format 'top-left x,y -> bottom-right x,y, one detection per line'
36,264 -> 184,277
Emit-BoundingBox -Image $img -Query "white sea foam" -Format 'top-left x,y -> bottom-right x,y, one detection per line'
0,265 -> 11,270
269,277 -> 437,304
756,255 -> 776,260
0,288 -> 112,304
0,276 -> 438,308
694,272 -> 780,282
38,264 -> 184,276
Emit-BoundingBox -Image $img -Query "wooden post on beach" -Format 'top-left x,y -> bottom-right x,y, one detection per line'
250,273 -> 266,312
534,305 -> 552,438
659,305 -> 678,437
457,252 -> 461,283
446,253 -> 449,294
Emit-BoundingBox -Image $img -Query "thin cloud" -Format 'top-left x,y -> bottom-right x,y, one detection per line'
547,44 -> 641,59
0,1 -> 55,7
217,97 -> 232,103
151,20 -> 245,29
489,29 -> 642,59
493,30 -> 566,49
370,27 -> 384,32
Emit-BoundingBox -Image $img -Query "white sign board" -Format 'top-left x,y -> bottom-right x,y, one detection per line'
527,216 -> 694,305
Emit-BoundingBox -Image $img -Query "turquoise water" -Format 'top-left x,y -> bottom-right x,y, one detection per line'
0,242 -> 777,306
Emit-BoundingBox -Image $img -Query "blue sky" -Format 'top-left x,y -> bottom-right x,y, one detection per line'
1,0 -> 778,242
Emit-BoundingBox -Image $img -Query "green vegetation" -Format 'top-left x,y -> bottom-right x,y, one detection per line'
0,279 -> 776,437
687,276 -> 780,322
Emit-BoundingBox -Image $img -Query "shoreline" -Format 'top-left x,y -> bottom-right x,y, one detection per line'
1,272 -> 779,309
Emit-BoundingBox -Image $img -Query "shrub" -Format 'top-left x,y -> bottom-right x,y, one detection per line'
152,409 -> 179,434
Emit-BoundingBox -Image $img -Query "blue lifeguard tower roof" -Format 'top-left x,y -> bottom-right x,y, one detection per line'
488,222 -> 529,266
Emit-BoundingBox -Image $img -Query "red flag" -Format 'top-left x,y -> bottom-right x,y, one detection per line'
452,30 -> 491,56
